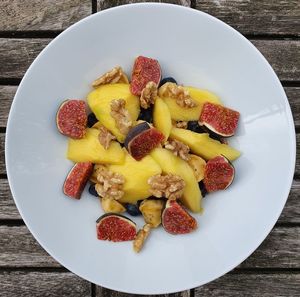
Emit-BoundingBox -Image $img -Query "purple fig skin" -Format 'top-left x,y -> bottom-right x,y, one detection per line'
124,122 -> 151,149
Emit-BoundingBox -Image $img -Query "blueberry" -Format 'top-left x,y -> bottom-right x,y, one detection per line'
138,106 -> 153,123
198,181 -> 207,197
87,113 -> 98,128
88,183 -> 99,197
187,121 -> 204,133
159,77 -> 177,88
125,203 -> 142,216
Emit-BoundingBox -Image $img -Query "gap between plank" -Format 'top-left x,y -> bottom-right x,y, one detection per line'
0,267 -> 68,273
91,283 -> 96,297
0,31 -> 61,39
91,0 -> 97,14
0,220 -> 25,226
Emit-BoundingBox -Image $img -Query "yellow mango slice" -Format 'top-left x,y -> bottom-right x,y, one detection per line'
67,128 -> 125,164
170,128 -> 241,161
87,84 -> 140,142
108,151 -> 162,204
150,148 -> 202,213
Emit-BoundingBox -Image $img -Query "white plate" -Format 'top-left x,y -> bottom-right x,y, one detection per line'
5,3 -> 296,294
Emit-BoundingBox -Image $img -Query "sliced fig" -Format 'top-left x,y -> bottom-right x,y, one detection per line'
96,213 -> 137,242
124,122 -> 151,149
162,200 -> 197,235
128,128 -> 165,160
56,100 -> 87,139
130,56 -> 161,96
203,155 -> 235,193
199,102 -> 240,137
63,162 -> 94,199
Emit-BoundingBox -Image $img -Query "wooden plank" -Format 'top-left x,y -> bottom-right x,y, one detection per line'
195,273 -> 300,297
97,0 -> 191,10
194,0 -> 300,36
0,134 -> 5,175
286,87 -> 300,129
0,39 -> 299,81
0,86 -> 17,127
0,271 -> 91,297
0,0 -> 91,31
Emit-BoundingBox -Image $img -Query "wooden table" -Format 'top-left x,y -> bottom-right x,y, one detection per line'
0,1 -> 299,296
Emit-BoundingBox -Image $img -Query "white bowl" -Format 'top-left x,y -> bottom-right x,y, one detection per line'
5,3 -> 296,294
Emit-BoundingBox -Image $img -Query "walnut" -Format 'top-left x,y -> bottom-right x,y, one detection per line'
98,125 -> 116,149
172,120 -> 188,129
160,82 -> 197,108
95,165 -> 125,200
140,81 -> 158,109
148,174 -> 185,200
164,139 -> 190,161
110,99 -> 132,134
92,66 -> 129,88
133,223 -> 151,253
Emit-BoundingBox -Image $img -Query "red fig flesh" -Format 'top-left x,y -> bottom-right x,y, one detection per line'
124,122 -> 151,149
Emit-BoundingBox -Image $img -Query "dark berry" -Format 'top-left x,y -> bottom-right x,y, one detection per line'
159,77 -> 177,87
88,183 -> 99,197
125,203 -> 142,216
138,106 -> 153,123
187,121 -> 204,133
198,181 -> 207,197
87,113 -> 98,128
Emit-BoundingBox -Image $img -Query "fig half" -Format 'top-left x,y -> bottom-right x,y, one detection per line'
199,102 -> 240,137
96,213 -> 137,242
203,155 -> 235,192
124,122 -> 151,149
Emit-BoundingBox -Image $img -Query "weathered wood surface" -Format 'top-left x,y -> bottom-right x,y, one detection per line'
194,273 -> 300,297
0,0 -> 91,31
194,0 -> 300,36
0,225 -> 298,269
0,39 -> 299,81
98,0 -> 191,10
286,87 -> 300,129
0,271 -> 91,297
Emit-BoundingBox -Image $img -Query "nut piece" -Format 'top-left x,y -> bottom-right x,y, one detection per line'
172,120 -> 188,129
98,125 -> 116,149
148,173 -> 185,200
140,81 -> 158,109
160,82 -> 197,108
133,223 -> 151,253
164,138 -> 190,161
95,165 -> 125,200
92,66 -> 129,88
110,99 -> 132,135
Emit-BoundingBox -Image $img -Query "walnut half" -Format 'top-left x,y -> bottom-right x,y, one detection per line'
140,81 -> 158,109
98,125 -> 116,149
110,99 -> 132,135
133,223 -> 152,253
164,138 -> 190,161
92,66 -> 129,88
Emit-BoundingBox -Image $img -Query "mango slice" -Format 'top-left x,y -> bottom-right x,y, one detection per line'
67,128 -> 125,164
87,84 -> 140,142
170,128 -> 241,161
150,148 -> 202,213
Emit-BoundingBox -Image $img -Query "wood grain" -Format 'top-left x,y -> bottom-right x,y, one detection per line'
0,271 -> 91,297
0,86 -> 17,127
97,0 -> 191,10
194,273 -> 300,297
194,0 -> 300,36
0,134 -> 4,175
286,87 -> 300,129
0,0 -> 91,31
0,39 -> 299,81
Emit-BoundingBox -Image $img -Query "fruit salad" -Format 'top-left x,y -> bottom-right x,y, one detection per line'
56,56 -> 241,253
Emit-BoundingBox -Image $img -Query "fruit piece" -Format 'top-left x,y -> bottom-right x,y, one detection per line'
96,213 -> 137,242
139,199 -> 164,227
203,155 -> 235,192
187,154 -> 206,182
87,84 -> 140,142
187,121 -> 205,133
124,122 -> 151,149
101,197 -> 126,213
162,200 -> 197,234
130,56 -> 161,96
138,106 -> 153,123
63,162 -> 93,199
170,128 -> 241,161
158,85 -> 221,121
108,151 -> 162,204
133,223 -> 151,253
150,148 -> 202,212
199,102 -> 240,137
67,128 -> 125,164
127,128 -> 165,160
159,77 -> 177,88
88,183 -> 98,197
56,100 -> 87,139
153,97 -> 172,141
87,113 -> 98,128
125,203 -> 142,216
